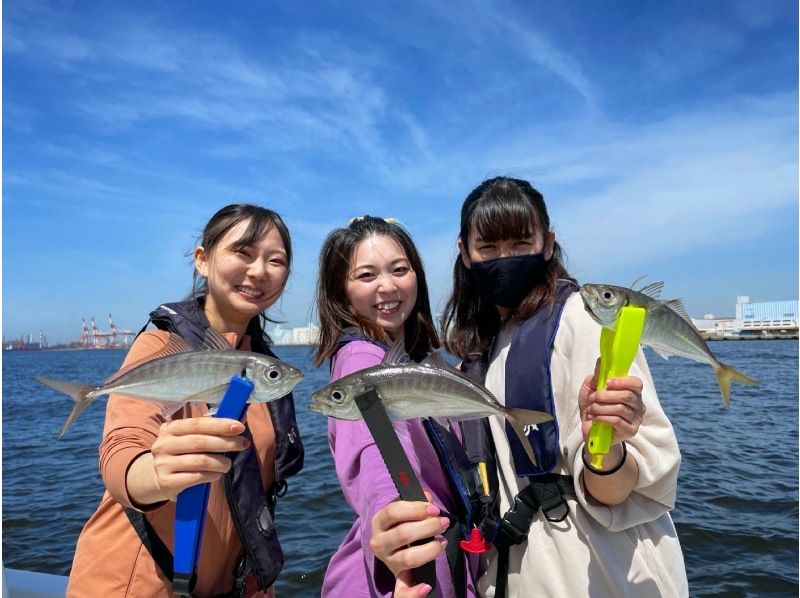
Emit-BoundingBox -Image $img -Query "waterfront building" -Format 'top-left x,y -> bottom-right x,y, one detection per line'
270,323 -> 321,346
736,296 -> 798,336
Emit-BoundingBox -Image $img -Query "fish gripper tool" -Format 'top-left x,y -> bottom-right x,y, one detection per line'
173,374 -> 254,597
355,388 -> 441,598
587,306 -> 645,470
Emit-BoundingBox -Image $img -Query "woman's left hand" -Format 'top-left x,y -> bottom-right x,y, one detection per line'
579,358 -> 646,444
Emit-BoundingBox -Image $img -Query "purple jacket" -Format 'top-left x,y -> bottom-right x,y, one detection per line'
321,341 -> 477,598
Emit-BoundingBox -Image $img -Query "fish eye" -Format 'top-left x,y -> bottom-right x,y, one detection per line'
266,367 -> 282,381
331,388 -> 345,402
602,291 -> 613,300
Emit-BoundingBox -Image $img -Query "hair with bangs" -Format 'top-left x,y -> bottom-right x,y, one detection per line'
190,203 -> 292,347
314,216 -> 439,367
442,177 -> 576,359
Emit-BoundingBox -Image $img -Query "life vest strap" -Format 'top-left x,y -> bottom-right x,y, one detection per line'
493,474 -> 574,598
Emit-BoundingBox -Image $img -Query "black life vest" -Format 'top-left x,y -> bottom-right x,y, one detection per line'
124,297 -> 304,595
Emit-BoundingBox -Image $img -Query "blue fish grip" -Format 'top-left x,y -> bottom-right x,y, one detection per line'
173,375 -> 254,597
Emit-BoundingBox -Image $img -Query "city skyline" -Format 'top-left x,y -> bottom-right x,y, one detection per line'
4,1 -> 798,344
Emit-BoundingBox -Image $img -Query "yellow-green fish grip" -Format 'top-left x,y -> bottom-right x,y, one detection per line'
587,305 -> 646,469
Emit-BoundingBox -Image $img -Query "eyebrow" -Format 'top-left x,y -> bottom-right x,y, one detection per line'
351,257 -> 410,270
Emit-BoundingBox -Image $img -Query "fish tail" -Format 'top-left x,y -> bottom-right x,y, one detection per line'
713,363 -> 758,407
33,377 -> 95,438
506,408 -> 554,467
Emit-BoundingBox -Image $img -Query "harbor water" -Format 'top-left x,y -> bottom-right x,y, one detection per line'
3,340 -> 797,596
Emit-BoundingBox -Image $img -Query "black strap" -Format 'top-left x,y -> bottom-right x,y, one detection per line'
493,474 -> 574,598
124,507 -> 175,581
443,518 -> 466,598
354,389 -> 439,598
124,508 -> 248,597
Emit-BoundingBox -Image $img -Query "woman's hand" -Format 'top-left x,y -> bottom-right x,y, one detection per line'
127,417 -> 250,506
579,359 -> 646,445
370,495 -> 448,597
578,359 -> 643,504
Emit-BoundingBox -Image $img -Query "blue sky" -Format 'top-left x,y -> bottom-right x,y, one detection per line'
3,0 -> 797,344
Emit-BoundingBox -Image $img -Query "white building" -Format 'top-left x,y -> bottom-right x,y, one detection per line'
270,323 -> 321,346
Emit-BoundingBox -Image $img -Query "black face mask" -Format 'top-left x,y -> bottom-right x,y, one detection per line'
468,253 -> 548,309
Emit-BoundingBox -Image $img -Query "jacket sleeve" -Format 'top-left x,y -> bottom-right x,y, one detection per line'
326,341 -> 423,596
554,294 -> 682,531
98,330 -> 172,511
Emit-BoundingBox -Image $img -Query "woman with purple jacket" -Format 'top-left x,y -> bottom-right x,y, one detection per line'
313,216 -> 478,598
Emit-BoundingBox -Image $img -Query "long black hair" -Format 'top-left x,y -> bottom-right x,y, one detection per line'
313,216 -> 439,366
441,177 -> 575,359
190,203 -> 292,347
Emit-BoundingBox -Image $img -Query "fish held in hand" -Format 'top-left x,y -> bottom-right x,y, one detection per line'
579,280 -> 758,406
310,342 -> 552,466
34,330 -> 303,438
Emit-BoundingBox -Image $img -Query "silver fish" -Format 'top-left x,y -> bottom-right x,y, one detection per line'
579,280 -> 758,406
34,333 -> 303,437
310,343 -> 552,466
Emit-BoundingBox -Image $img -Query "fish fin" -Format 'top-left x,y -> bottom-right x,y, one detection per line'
203,327 -> 234,350
159,384 -> 230,419
160,401 -> 186,420
34,377 -> 96,438
421,350 -> 458,371
429,416 -> 452,430
505,408 -> 554,467
714,363 -> 758,407
651,345 -> 673,360
630,275 -> 648,292
638,280 -> 664,299
661,298 -> 694,324
104,334 -> 195,385
381,340 -> 412,365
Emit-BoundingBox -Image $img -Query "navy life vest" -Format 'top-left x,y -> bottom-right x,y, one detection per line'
125,297 -> 304,596
456,281 -> 578,597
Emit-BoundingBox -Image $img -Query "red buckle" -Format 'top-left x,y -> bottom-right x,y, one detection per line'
459,527 -> 490,554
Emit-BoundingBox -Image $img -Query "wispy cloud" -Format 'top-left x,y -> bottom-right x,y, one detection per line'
3,1 -> 796,341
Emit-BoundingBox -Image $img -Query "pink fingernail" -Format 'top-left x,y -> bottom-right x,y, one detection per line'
440,516 -> 450,529
439,538 -> 448,548
419,584 -> 432,596
426,504 -> 440,516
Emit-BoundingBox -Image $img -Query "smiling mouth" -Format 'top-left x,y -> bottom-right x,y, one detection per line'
375,301 -> 400,314
236,285 -> 265,299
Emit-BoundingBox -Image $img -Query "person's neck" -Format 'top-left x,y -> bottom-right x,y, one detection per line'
204,308 -> 249,340
496,305 -> 511,318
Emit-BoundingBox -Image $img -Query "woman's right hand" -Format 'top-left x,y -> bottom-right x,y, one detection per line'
128,417 -> 250,505
370,497 -> 449,597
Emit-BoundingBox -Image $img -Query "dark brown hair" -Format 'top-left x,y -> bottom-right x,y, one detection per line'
441,177 -> 575,359
190,203 -> 292,346
313,216 -> 439,366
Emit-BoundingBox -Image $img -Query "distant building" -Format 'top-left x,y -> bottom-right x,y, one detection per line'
291,323 -> 320,346
736,296 -> 798,335
270,323 -> 321,346
691,314 -> 739,338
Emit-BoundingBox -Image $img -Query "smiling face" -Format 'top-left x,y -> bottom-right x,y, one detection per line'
195,219 -> 289,334
345,234 -> 418,341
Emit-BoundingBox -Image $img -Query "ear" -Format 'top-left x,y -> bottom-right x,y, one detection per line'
457,238 -> 471,270
544,231 -> 555,261
194,246 -> 209,278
